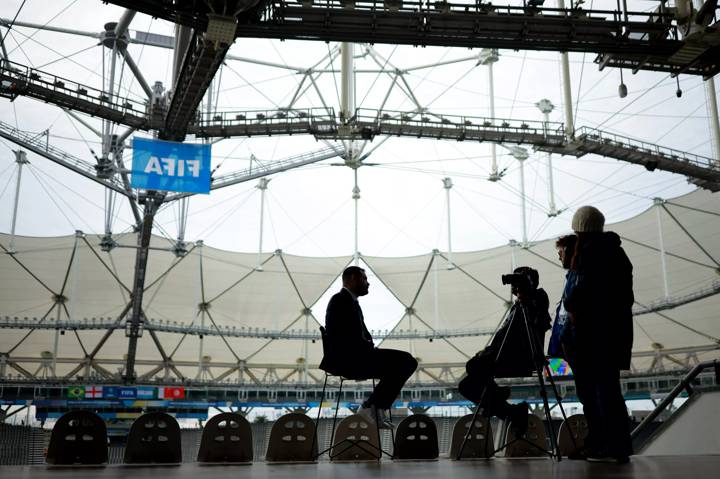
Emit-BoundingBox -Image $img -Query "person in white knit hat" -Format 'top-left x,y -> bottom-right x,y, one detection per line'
562,205 -> 635,464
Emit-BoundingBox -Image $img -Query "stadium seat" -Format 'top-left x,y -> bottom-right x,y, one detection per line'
330,414 -> 380,462
123,412 -> 181,464
449,414 -> 494,459
557,414 -> 588,457
46,410 -> 108,465
392,414 -> 439,460
265,413 -> 316,463
504,414 -> 546,457
197,412 -> 253,463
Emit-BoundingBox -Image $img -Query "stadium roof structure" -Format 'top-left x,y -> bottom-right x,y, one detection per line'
1,188 -> 718,384
0,0 -> 718,387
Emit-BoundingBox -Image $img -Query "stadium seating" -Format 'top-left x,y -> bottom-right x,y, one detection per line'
123,412 -> 181,464
557,414 -> 588,457
449,414 -> 494,459
265,413 -> 317,463
330,414 -> 380,462
392,414 -> 439,460
46,410 -> 107,465
197,412 -> 253,463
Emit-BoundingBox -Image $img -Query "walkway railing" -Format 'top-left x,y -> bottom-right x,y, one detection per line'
630,359 -> 720,440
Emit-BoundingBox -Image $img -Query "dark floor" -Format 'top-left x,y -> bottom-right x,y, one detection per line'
1,456 -> 719,479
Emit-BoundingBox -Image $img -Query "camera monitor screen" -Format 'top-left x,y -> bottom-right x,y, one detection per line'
547,358 -> 573,376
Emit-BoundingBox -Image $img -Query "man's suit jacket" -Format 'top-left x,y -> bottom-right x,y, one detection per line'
321,288 -> 374,376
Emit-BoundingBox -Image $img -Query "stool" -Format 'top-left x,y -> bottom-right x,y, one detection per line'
312,326 -> 393,459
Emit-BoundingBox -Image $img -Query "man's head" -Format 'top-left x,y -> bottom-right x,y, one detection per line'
555,234 -> 578,269
342,266 -> 369,297
572,206 -> 605,233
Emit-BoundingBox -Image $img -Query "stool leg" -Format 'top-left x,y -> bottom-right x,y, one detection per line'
311,373 -> 329,458
372,378 -> 383,459
388,403 -> 395,458
328,378 -> 343,457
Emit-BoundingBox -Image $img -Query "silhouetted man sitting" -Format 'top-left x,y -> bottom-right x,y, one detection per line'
320,266 -> 418,428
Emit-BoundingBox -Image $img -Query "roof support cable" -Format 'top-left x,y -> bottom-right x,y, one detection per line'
638,302 -> 720,344
409,253 -> 437,309
0,0 -> 28,47
202,309 -> 242,363
278,252 -> 309,310
664,201 -> 720,218
5,303 -> 56,355
661,203 -> 720,268
361,254 -> 471,359
26,166 -> 88,231
357,44 -> 398,109
142,243 -> 197,292
205,253 -> 275,304
0,242 -> 56,295
410,311 -> 472,360
244,312 -> 306,362
436,252 -> 507,303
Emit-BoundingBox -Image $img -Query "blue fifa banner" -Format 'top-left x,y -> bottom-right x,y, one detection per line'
131,137 -> 211,194
118,387 -> 137,399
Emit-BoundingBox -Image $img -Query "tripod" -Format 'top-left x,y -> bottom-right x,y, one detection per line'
456,299 -> 575,460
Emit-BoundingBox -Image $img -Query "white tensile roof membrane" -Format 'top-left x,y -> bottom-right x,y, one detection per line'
0,188 -> 718,380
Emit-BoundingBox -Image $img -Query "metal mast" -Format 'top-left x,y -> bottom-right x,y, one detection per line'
557,0 -> 575,140
536,99 -> 559,217
478,49 -> 501,181
442,177 -> 455,269
8,150 -> 28,253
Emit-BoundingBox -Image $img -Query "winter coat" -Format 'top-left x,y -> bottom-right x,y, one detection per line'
563,231 -> 634,370
548,270 -> 577,360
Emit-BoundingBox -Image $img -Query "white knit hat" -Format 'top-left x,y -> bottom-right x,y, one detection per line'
572,206 -> 605,233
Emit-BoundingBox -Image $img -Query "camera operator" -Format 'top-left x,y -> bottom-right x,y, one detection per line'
458,266 -> 551,437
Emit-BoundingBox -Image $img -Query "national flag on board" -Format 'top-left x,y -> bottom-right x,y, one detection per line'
137,387 -> 155,399
104,386 -> 119,398
118,387 -> 137,399
158,387 -> 185,400
67,386 -> 85,399
85,386 -> 103,399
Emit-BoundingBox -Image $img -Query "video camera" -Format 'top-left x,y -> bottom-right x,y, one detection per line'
501,267 -> 537,292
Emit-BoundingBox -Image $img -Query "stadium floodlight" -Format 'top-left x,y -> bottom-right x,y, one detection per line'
507,146 -> 529,162
477,48 -> 499,66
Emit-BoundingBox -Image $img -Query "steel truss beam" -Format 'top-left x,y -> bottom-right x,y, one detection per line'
0,316 -> 495,340
162,27 -> 233,140
3,54 -> 718,189
0,353 -> 717,391
101,1 -> 720,77
0,120 -> 131,196
0,60 -> 153,129
4,60 -> 717,190
166,144 -> 344,201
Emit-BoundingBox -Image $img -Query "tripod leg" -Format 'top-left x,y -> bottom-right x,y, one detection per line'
544,364 -> 579,452
518,303 -> 560,460
535,366 -> 561,461
456,382 -> 491,461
